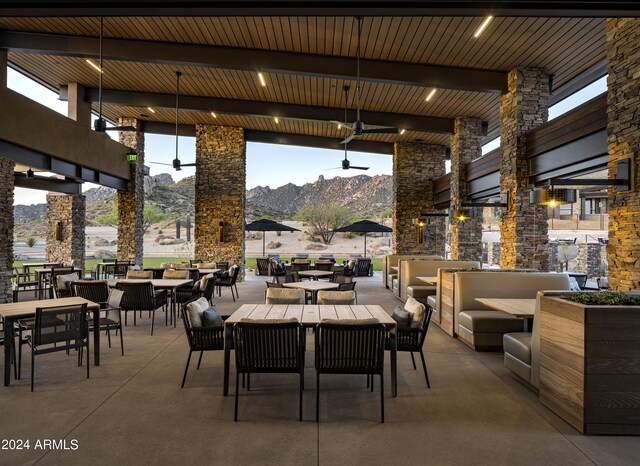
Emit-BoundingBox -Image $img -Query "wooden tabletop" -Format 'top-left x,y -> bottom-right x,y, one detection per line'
297,270 -> 334,278
105,279 -> 192,289
475,298 -> 536,317
282,281 -> 339,292
416,276 -> 438,285
198,268 -> 220,274
0,297 -> 100,319
226,304 -> 395,327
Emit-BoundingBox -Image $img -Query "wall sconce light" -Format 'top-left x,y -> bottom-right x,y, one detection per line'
451,209 -> 469,221
413,213 -> 448,243
55,221 -> 63,241
217,221 -> 224,243
126,151 -> 138,163
531,157 -> 633,206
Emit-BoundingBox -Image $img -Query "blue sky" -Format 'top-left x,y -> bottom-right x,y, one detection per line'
8,67 -> 606,205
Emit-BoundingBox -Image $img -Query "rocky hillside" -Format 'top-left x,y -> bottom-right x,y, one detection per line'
15,173 -> 392,223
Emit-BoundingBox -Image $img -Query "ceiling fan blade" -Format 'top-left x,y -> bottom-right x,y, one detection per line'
362,127 -> 398,134
149,162 -> 173,166
179,162 -> 197,167
340,134 -> 355,144
331,120 -> 354,130
349,166 -> 370,170
324,167 -> 343,171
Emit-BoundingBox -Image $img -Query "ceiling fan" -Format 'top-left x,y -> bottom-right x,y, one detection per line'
330,16 -> 398,145
149,71 -> 196,171
327,85 -> 369,171
93,17 -> 135,133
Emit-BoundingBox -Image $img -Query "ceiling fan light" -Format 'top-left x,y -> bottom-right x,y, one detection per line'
26,168 -> 34,178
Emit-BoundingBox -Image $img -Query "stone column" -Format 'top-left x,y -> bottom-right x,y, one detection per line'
0,50 -> 7,88
194,125 -> 246,276
449,117 -> 484,261
576,243 -> 603,278
499,67 -> 550,271
606,18 -> 640,290
392,142 -> 447,255
67,83 -> 91,127
117,118 -> 144,265
0,156 -> 14,303
487,242 -> 501,266
46,194 -> 86,268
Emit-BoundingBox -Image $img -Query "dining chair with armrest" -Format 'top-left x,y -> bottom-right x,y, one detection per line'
115,282 -> 168,336
315,320 -> 387,422
233,319 -> 306,421
22,304 -> 89,391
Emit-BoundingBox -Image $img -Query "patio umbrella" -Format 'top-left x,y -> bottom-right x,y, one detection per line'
333,220 -> 393,257
245,218 -> 300,256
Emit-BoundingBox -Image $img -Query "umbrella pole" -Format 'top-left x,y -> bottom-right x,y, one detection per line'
263,232 -> 266,257
364,232 -> 367,257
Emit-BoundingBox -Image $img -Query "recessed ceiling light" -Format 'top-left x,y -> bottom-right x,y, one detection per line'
473,16 -> 494,38
400,129 -> 406,135
258,72 -> 267,87
85,59 -> 102,73
147,107 -> 156,114
425,89 -> 437,101
211,112 -> 217,118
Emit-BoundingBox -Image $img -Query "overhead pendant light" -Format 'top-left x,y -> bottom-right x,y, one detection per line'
530,188 -> 577,207
474,16 -> 494,38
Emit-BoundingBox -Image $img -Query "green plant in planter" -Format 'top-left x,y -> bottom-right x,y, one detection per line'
26,237 -> 37,248
560,291 -> 640,306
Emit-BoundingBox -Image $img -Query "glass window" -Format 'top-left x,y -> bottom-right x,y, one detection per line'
558,204 -> 572,216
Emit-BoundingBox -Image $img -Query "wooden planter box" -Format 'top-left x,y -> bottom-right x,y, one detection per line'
539,296 -> 640,435
437,271 -> 456,337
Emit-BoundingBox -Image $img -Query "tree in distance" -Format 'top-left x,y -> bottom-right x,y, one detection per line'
294,203 -> 354,245
94,202 -> 167,234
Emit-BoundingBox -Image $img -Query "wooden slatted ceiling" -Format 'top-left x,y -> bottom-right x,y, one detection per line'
8,53 -> 501,136
100,105 -> 451,146
0,16 -> 604,88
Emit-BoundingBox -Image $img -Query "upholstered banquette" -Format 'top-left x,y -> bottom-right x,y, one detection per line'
454,272 -> 571,351
383,255 -> 442,291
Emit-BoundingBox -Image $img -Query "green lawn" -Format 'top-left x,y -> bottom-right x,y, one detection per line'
13,256 -> 383,272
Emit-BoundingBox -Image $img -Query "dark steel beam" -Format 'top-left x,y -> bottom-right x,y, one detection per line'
14,175 -> 81,195
1,2 -> 639,17
1,29 -> 507,93
139,121 -> 394,154
60,86 -> 455,134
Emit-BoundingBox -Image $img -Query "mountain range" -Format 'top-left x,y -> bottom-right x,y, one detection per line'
14,173 -> 393,224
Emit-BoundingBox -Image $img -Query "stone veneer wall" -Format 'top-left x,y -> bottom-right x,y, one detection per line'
449,117 -> 483,261
548,242 -> 559,272
606,18 -> 640,291
117,118 -> 144,266
499,67 -> 550,271
392,142 -> 446,255
576,243 -> 603,278
0,156 -> 14,303
46,194 -> 86,269
194,125 -> 246,277
487,242 -> 501,266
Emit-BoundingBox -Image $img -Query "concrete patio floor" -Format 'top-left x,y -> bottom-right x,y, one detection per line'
2,274 -> 639,465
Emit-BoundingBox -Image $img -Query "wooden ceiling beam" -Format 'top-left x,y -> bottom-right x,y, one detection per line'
0,29 -> 508,93
60,86 -> 458,134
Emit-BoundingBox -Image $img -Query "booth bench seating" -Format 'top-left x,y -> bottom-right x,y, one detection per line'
454,272 -> 571,351
383,255 -> 442,293
398,260 -> 474,303
503,290 -> 572,389
426,262 -> 480,326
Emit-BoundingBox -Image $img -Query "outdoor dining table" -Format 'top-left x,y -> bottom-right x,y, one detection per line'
475,298 -> 537,331
223,304 -> 398,397
105,278 -> 193,325
416,276 -> 438,285
297,270 -> 334,280
282,281 -> 339,304
33,267 -> 83,299
0,297 -> 101,386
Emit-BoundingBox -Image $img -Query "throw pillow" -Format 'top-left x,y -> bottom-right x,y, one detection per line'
186,297 -> 209,327
56,272 -> 79,291
405,296 -> 426,329
391,306 -> 412,328
200,273 -> 214,290
202,307 -> 224,327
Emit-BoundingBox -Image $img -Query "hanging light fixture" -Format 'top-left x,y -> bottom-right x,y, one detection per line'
26,167 -> 34,178
530,187 -> 577,207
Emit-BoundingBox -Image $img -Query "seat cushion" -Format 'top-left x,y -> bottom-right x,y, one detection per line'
503,332 -> 532,364
387,273 -> 397,288
426,295 -> 437,310
406,285 -> 436,299
457,310 -> 524,333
